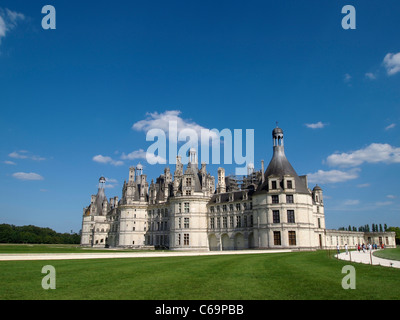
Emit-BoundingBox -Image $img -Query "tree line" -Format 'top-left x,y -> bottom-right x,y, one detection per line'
0,224 -> 81,244
338,224 -> 400,244
338,223 -> 389,232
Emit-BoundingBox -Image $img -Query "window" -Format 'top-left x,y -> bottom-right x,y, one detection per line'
272,195 -> 279,204
186,178 -> 192,186
223,216 -> 227,228
184,218 -> 189,229
250,215 -> 253,227
217,217 -> 221,228
286,195 -> 294,204
271,181 -> 277,189
236,203 -> 241,211
230,216 -> 234,228
223,204 -> 227,212
287,180 -> 293,189
318,218 -> 321,228
178,203 -> 182,213
185,190 -> 191,196
178,218 -> 181,229
243,215 -> 247,227
229,204 -> 234,211
236,215 -> 241,228
178,234 -> 181,246
210,217 -> 215,229
273,210 -> 280,223
288,231 -> 296,245
184,234 -> 189,246
217,205 -> 220,212
287,210 -> 295,223
274,231 -> 281,245
184,202 -> 190,213
243,202 -> 247,210
210,206 -> 214,213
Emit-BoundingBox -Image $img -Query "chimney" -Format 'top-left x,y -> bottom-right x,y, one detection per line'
261,160 -> 265,183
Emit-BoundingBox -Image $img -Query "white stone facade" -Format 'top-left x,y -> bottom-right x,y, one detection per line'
81,127 -> 396,250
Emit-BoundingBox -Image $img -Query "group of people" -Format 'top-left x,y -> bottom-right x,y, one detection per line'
336,243 -> 385,254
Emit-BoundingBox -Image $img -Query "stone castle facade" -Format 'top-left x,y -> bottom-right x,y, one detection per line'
81,127 -> 396,250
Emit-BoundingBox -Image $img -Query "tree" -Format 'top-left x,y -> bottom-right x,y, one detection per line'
0,223 -> 81,244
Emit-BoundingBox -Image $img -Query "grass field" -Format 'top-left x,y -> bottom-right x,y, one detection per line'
373,246 -> 400,261
0,247 -> 399,300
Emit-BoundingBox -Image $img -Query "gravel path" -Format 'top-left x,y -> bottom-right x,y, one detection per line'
336,250 -> 400,268
0,249 -> 293,261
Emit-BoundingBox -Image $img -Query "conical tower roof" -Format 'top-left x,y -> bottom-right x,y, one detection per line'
257,127 -> 309,194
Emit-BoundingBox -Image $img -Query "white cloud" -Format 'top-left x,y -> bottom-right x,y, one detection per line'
365,72 -> 376,80
386,195 -> 396,199
383,52 -> 400,76
132,110 -> 219,143
92,155 -> 124,166
344,73 -> 352,82
12,172 -> 44,181
104,177 -> 118,189
357,183 -> 370,188
344,199 -> 360,206
9,151 -> 27,159
121,148 -> 166,164
8,150 -> 46,161
3,160 -> 16,165
0,8 -> 25,45
305,121 -> 327,129
385,123 -> 396,131
375,201 -> 393,206
326,143 -> 400,167
307,168 -> 360,184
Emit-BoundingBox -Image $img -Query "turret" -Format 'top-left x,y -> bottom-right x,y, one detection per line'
313,185 -> 323,204
217,167 -> 226,193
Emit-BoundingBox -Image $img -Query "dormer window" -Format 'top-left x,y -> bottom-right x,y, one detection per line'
186,178 -> 192,186
287,180 -> 293,189
271,181 -> 277,189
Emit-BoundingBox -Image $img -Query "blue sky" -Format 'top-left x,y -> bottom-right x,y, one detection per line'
0,1 -> 399,233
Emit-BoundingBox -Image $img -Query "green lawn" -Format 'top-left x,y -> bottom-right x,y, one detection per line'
373,246 -> 400,261
0,250 -> 399,300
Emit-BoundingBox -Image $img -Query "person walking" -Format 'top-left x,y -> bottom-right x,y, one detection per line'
337,244 -> 340,255
345,243 -> 348,255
